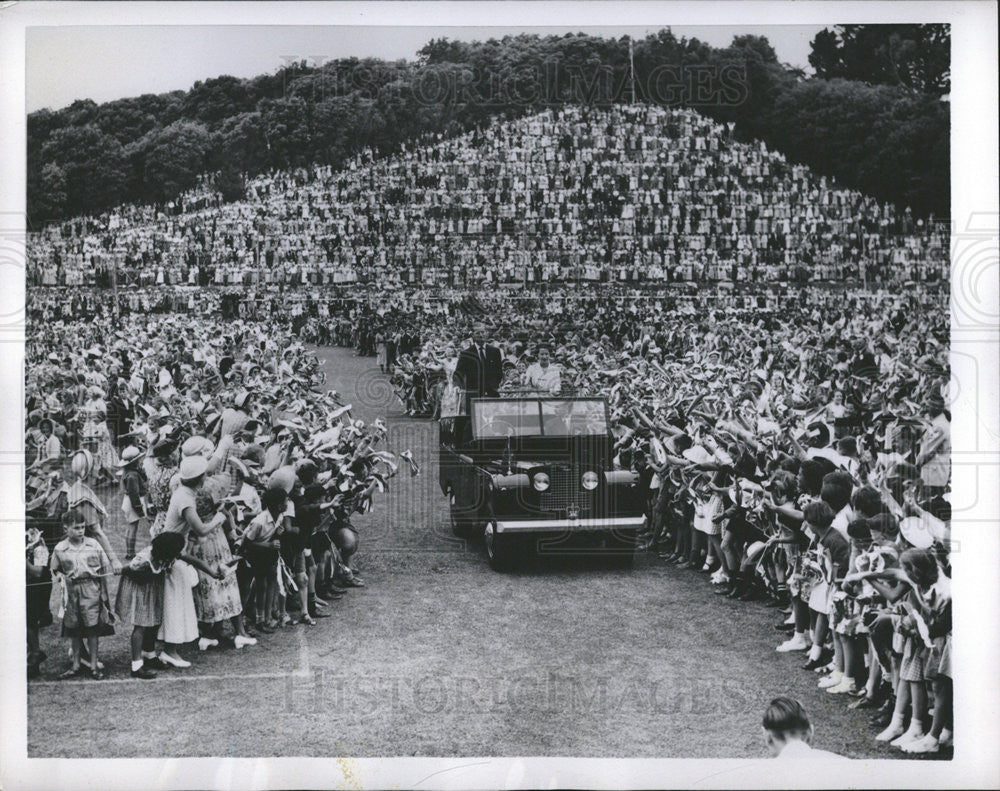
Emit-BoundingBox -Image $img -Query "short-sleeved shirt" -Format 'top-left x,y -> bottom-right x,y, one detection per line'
243,508 -> 288,543
830,505 -> 854,540
288,484 -> 324,551
51,537 -> 109,580
162,484 -> 198,536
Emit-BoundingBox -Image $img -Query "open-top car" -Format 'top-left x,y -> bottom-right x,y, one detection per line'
439,396 -> 646,571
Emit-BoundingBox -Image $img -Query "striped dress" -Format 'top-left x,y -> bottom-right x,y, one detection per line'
114,547 -> 169,628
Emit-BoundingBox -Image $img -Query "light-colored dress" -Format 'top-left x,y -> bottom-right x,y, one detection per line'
187,487 -> 242,623
188,527 -> 242,623
155,484 -> 200,643
82,418 -> 120,476
693,493 -> 723,536
376,335 -> 387,369
439,357 -> 463,418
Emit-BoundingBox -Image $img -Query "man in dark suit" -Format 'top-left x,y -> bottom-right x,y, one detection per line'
454,323 -> 503,422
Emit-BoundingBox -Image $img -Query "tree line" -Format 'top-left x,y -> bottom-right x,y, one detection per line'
27,25 -> 949,227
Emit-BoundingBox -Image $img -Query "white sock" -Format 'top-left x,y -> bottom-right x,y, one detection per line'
132,660 -> 144,672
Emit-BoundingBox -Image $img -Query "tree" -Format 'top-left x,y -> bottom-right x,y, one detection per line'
417,38 -> 472,65
132,120 -> 210,203
27,162 -> 67,225
182,75 -> 254,126
258,96 -> 313,169
808,25 -> 950,97
210,111 -> 267,174
39,125 -> 128,217
768,78 -> 948,216
94,98 -> 160,145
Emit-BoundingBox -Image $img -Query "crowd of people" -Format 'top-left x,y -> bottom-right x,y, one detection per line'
27,105 -> 948,290
24,99 -> 953,757
379,282 -> 952,755
26,276 -> 951,753
25,313 -> 416,681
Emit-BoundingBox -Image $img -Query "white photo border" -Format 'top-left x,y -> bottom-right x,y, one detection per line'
1,2 -> 997,789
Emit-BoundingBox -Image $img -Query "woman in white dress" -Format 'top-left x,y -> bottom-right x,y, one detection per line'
523,344 -> 562,394
375,331 -> 388,372
152,455 -> 225,667
438,343 -> 462,442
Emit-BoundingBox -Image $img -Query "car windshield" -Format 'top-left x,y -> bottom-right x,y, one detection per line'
539,398 -> 608,436
472,400 -> 543,437
471,398 -> 607,438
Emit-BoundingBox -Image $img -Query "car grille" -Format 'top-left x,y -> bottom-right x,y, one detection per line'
539,466 -> 586,513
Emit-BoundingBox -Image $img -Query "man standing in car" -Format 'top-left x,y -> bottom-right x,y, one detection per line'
453,324 -> 503,443
455,323 -> 503,411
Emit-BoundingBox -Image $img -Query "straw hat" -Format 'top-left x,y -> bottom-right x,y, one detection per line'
117,446 -> 144,467
70,449 -> 93,479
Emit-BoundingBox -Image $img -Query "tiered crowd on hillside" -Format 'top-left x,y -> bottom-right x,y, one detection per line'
25,314 -> 417,682
27,106 -> 947,289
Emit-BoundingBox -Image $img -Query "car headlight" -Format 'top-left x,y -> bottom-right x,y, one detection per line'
532,472 -> 550,491
581,471 -> 599,490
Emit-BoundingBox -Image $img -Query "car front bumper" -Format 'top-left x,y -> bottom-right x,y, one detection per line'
495,515 -> 647,534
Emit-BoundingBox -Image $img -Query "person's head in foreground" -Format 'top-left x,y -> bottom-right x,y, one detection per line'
762,697 -> 826,758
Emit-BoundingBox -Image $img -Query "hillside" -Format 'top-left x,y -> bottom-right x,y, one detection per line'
27,29 -> 949,226
27,105 -> 948,289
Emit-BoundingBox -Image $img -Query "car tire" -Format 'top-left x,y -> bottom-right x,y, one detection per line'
605,528 -> 638,568
449,493 -> 477,539
484,520 -> 514,572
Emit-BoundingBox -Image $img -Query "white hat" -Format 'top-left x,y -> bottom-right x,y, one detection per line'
898,516 -> 935,549
267,465 -> 297,493
181,435 -> 214,458
179,456 -> 208,481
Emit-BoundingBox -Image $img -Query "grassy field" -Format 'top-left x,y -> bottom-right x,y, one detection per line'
26,347 -> 930,760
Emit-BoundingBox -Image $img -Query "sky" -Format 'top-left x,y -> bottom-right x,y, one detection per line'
26,24 -> 825,113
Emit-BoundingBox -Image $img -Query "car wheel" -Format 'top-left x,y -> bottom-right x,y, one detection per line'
484,520 -> 514,572
449,493 -> 476,539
